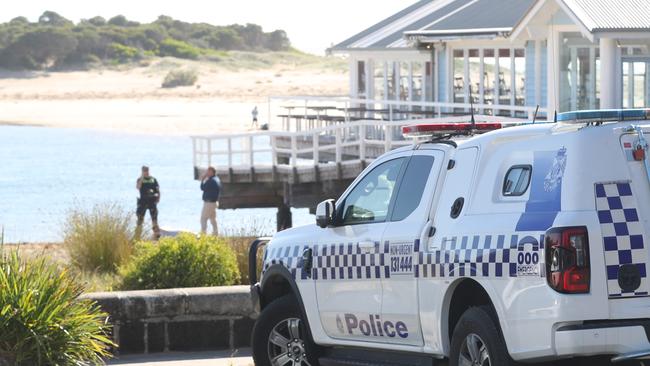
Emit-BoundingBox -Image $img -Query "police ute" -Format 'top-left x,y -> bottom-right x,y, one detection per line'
249,109 -> 650,366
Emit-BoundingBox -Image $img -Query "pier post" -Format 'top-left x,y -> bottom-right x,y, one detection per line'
277,204 -> 292,231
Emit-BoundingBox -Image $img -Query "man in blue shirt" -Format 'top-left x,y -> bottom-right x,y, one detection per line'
200,166 -> 222,235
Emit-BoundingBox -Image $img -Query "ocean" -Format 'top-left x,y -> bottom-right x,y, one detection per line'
0,125 -> 313,243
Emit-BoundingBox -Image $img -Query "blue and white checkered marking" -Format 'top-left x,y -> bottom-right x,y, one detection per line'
416,234 -> 545,279
596,182 -> 649,298
313,242 -> 389,280
263,234 -> 546,281
263,244 -> 311,280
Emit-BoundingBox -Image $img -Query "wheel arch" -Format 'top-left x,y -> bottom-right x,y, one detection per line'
259,264 -> 315,340
440,278 -> 509,356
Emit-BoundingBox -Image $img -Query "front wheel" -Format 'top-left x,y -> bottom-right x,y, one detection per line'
450,305 -> 514,366
252,294 -> 319,366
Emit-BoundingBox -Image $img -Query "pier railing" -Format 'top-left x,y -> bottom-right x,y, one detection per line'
265,95 -> 547,132
191,119 -> 412,172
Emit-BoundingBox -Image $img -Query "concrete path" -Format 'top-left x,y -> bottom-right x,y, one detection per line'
107,349 -> 253,366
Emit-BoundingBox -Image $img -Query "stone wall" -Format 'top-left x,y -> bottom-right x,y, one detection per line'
82,286 -> 256,355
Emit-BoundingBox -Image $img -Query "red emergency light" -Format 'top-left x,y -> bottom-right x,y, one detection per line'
402,122 -> 502,138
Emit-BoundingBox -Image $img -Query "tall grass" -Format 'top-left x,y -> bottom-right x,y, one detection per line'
63,202 -> 138,273
222,220 -> 271,285
0,252 -> 114,365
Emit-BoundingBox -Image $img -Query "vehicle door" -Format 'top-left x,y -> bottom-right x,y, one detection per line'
315,152 -> 409,343
380,148 -> 445,346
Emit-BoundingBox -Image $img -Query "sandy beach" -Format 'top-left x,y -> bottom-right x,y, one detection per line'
0,55 -> 348,135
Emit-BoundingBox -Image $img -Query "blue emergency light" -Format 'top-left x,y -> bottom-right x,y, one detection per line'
557,108 -> 650,124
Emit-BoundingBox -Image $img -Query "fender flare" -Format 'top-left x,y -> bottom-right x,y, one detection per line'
440,278 -> 510,355
259,264 -> 315,341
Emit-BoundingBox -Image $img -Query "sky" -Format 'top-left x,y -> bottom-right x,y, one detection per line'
2,0 -> 416,55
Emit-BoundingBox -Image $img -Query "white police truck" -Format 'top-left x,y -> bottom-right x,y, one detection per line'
249,109 -> 650,366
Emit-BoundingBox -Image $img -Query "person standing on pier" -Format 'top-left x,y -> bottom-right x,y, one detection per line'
200,166 -> 222,235
136,166 -> 161,239
251,106 -> 259,129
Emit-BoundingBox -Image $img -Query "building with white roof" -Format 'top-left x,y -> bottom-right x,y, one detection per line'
330,0 -> 650,117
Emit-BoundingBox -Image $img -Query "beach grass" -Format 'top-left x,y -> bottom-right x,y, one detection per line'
63,202 -> 139,273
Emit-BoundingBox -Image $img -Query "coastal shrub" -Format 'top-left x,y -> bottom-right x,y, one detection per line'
119,233 -> 240,290
63,202 -> 136,273
108,42 -> 139,63
158,38 -> 201,60
0,252 -> 114,365
161,69 -> 198,88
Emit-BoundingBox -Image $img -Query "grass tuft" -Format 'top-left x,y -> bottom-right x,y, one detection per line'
63,202 -> 138,273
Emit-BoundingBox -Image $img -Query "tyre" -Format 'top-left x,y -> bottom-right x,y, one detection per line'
252,294 -> 319,366
450,305 -> 514,366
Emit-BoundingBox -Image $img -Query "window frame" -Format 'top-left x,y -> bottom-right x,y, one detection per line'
389,155 -> 435,222
502,164 -> 532,197
334,157 -> 408,227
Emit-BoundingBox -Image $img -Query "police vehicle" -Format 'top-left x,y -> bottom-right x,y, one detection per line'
249,109 -> 650,366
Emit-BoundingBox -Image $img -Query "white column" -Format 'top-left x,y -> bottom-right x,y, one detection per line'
600,37 -> 618,109
350,57 -> 358,99
366,59 -> 374,100
547,29 -> 561,115
570,47 -> 578,110
479,48 -> 485,113
534,40 -> 542,107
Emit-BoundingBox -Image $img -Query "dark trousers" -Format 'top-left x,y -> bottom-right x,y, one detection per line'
136,198 -> 159,236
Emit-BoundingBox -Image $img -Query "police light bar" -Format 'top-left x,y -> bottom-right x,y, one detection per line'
402,122 -> 502,137
557,108 -> 650,124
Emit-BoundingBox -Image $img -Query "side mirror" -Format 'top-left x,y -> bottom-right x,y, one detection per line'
315,199 -> 336,228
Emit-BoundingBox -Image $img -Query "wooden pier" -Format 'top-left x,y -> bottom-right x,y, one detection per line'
191,96 -> 541,230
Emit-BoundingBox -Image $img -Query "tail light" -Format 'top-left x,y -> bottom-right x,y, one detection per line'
545,226 -> 590,293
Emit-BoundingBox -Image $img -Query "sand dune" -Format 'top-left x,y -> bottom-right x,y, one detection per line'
0,57 -> 348,135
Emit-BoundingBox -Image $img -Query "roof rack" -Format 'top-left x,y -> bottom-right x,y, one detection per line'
557,109 -> 650,124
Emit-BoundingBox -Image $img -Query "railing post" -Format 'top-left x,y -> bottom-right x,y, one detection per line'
249,135 -> 254,167
291,135 -> 297,167
227,138 -> 232,168
313,132 -> 319,164
389,104 -> 393,121
335,128 -> 342,163
271,135 -> 278,166
384,125 -> 392,153
359,124 -> 366,161
344,100 -> 350,123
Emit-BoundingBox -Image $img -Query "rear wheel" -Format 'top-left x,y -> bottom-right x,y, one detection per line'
252,294 -> 319,366
450,305 -> 514,366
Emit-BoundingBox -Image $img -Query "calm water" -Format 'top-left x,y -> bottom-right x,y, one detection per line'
0,125 -> 312,243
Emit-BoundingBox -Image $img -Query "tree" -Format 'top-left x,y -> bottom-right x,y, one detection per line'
38,11 -> 72,27
87,16 -> 106,26
9,17 -> 29,25
0,28 -> 78,69
108,15 -> 128,27
266,30 -> 290,51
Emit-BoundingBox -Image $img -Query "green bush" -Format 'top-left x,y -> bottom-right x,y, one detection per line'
63,202 -> 137,273
0,252 -> 114,365
158,38 -> 201,59
161,69 -> 198,88
119,233 -> 240,290
108,42 -> 139,62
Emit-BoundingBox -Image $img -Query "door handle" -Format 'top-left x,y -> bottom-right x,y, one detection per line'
358,241 -> 376,251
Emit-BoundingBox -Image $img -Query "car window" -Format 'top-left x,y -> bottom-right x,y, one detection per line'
391,155 -> 435,221
339,158 -> 404,225
503,165 -> 532,196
